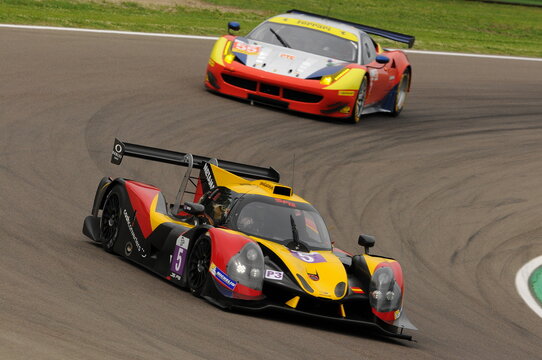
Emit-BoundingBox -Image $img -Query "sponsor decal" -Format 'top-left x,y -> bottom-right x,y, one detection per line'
290,250 -> 326,263
268,17 -> 357,42
203,163 -> 215,189
350,287 -> 365,294
111,139 -> 125,165
389,75 -> 395,81
210,263 -> 237,290
265,269 -> 284,280
280,53 -> 295,61
369,69 -> 379,82
296,19 -> 332,33
169,272 -> 181,281
259,181 -> 273,190
123,209 -> 147,258
274,198 -> 296,207
169,235 -> 190,276
338,90 -> 355,96
232,41 -> 261,55
394,308 -> 402,320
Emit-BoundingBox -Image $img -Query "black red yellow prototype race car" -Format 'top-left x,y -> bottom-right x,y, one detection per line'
205,9 -> 414,123
82,139 -> 417,339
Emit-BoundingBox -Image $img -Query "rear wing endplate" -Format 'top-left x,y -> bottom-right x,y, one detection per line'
110,138 -> 280,182
287,9 -> 415,48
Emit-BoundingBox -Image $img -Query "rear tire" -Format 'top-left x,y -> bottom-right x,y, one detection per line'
350,76 -> 368,123
100,187 -> 121,253
187,236 -> 212,297
390,69 -> 410,117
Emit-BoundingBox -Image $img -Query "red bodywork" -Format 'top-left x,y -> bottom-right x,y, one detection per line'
208,228 -> 263,298
205,35 -> 411,118
125,180 -> 160,238
123,180 -> 262,299
372,261 -> 405,323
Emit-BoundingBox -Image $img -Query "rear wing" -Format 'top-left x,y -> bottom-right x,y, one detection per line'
287,9 -> 415,48
110,138 -> 280,182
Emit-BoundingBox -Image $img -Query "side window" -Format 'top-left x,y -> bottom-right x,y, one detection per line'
361,36 -> 376,64
201,187 -> 233,225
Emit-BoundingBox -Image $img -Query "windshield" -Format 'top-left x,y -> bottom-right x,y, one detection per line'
247,21 -> 358,63
232,196 -> 332,250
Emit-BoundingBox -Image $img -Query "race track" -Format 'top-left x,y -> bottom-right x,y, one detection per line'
1,28 -> 542,359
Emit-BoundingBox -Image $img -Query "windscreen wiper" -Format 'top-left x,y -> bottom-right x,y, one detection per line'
286,215 -> 309,252
269,28 -> 291,48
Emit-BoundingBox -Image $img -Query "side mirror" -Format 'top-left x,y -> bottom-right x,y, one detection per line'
375,55 -> 390,64
358,234 -> 376,254
228,21 -> 241,34
183,202 -> 205,216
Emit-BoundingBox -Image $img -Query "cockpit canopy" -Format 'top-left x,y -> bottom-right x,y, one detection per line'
200,188 -> 332,251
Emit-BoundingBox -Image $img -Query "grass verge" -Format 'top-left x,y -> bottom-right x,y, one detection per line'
0,0 -> 541,57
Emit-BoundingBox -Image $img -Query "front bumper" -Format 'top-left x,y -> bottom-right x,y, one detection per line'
203,276 -> 415,341
205,61 -> 357,119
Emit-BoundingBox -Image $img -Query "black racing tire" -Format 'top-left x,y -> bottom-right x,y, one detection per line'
350,76 -> 368,124
187,235 -> 212,297
390,69 -> 411,117
100,187 -> 122,253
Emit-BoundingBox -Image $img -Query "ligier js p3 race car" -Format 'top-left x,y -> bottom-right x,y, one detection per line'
82,139 -> 417,339
205,9 -> 414,123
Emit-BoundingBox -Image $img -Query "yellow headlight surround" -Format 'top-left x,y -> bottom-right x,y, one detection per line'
224,54 -> 235,64
320,68 -> 351,85
222,40 -> 236,64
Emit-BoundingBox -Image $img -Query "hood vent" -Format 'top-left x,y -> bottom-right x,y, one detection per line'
274,185 -> 292,196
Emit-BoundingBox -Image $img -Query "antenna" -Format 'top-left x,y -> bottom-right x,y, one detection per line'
291,153 -> 296,190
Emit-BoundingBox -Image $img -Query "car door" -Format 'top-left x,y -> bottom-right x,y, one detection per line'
361,36 -> 389,105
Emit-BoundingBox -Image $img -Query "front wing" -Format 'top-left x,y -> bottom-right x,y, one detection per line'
201,274 -> 416,341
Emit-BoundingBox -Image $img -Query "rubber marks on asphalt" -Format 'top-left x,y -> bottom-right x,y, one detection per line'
516,256 -> 542,318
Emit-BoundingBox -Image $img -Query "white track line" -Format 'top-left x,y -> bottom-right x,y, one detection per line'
403,49 -> 542,62
2,23 -> 542,62
515,256 -> 542,318
0,24 -> 218,40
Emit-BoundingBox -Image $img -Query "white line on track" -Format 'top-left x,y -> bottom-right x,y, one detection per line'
402,49 -> 542,62
515,256 -> 542,318
2,23 -> 541,62
0,24 -> 219,40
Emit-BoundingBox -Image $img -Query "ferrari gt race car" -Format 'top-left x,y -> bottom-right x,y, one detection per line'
205,9 -> 414,123
82,139 -> 417,339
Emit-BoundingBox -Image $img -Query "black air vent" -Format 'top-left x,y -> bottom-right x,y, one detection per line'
260,83 -> 280,96
221,74 -> 257,91
273,185 -> 292,197
283,88 -> 323,103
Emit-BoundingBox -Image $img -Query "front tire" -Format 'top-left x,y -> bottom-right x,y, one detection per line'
100,187 -> 121,253
351,76 -> 368,123
187,236 -> 212,297
390,69 -> 410,117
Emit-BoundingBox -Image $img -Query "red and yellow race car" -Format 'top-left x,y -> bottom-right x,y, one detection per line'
82,139 -> 416,339
205,9 -> 414,123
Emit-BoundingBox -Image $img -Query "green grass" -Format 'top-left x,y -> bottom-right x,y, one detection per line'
486,0 -> 542,5
530,266 -> 542,306
0,0 -> 264,35
0,0 -> 541,57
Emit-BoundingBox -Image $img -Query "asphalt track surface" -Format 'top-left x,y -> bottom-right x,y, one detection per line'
1,28 -> 542,360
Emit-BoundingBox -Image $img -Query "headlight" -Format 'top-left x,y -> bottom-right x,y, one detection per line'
223,41 -> 235,64
369,266 -> 402,312
320,68 -> 350,85
226,242 -> 264,290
